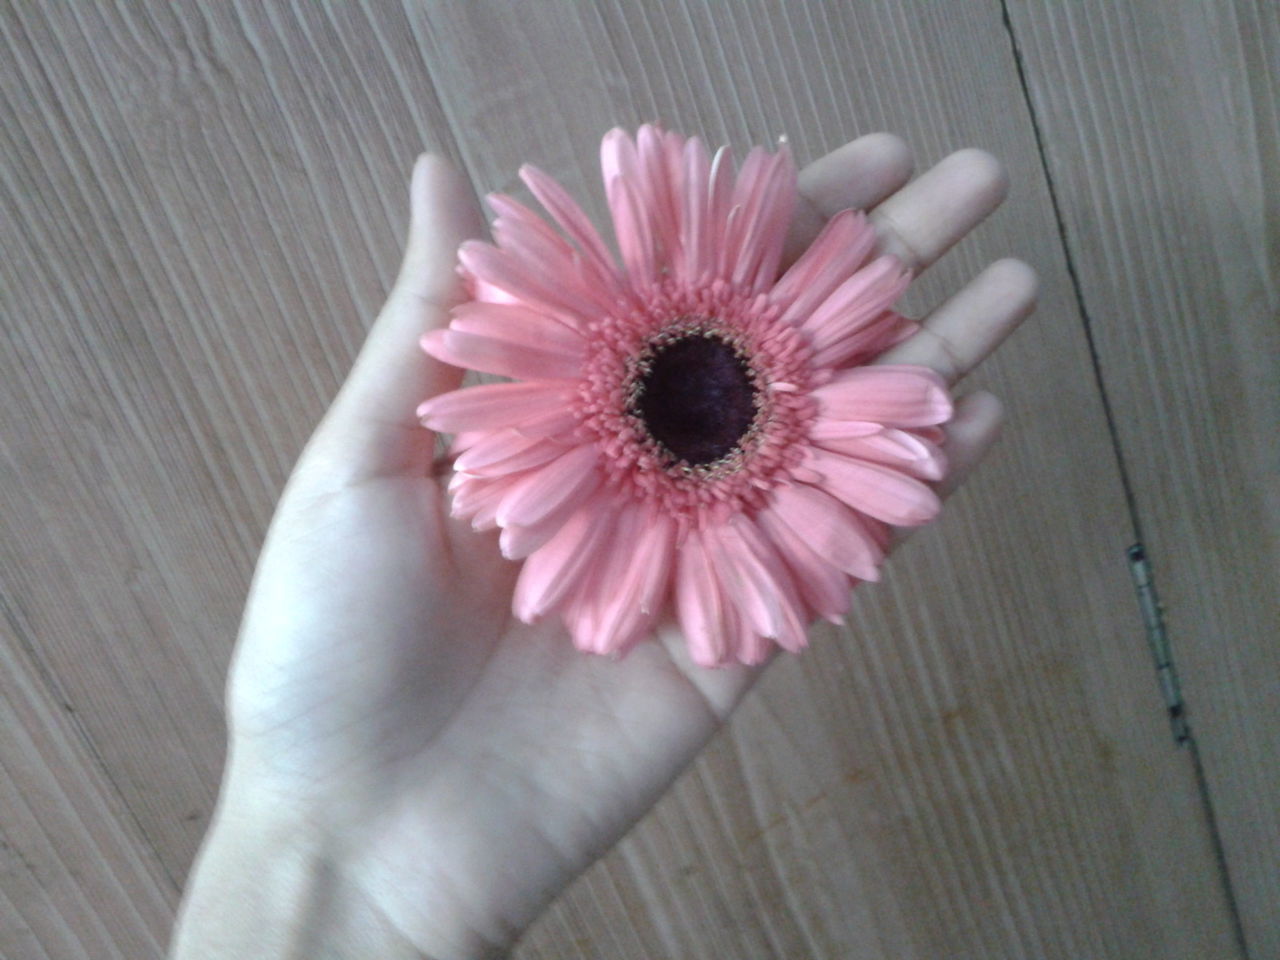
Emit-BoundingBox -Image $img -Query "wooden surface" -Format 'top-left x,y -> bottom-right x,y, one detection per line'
0,2 -> 1273,958
1006,4 -> 1280,955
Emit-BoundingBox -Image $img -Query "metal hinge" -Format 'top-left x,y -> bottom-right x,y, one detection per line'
1127,543 -> 1190,744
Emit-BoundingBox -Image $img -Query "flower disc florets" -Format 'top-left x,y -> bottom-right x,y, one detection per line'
578,279 -> 818,519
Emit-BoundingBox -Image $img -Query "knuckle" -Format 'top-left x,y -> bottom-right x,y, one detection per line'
921,326 -> 964,383
870,206 -> 925,268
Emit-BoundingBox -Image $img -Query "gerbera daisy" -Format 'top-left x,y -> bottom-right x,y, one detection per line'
418,125 -> 952,667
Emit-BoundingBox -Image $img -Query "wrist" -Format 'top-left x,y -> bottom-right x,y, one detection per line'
170,766 -> 509,960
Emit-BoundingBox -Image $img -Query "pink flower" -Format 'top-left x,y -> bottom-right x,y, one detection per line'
418,125 -> 952,667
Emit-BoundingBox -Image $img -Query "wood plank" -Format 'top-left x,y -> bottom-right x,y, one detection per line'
0,0 -> 463,887
1005,2 -> 1279,954
0,623 -> 175,959
413,1 -> 1238,956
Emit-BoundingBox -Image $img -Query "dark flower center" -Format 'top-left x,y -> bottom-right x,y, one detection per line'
634,334 -> 758,466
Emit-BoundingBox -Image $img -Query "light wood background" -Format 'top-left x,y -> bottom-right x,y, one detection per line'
1,2 -> 1275,958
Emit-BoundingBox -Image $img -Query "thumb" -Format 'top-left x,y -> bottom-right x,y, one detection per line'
305,154 -> 485,485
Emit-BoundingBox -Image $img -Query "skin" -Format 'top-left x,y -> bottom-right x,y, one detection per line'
170,134 -> 1038,960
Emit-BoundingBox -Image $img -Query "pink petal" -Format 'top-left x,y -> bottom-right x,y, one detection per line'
807,447 -> 941,527
560,570 -> 615,656
601,129 -> 659,287
561,569 -> 605,654
755,503 -> 852,623
706,144 -> 735,262
637,124 -> 679,269
495,444 -> 601,529
425,329 -> 582,381
490,192 -> 621,307
449,430 -> 488,454
454,429 -> 568,478
450,301 -> 586,354
723,595 -> 768,666
513,493 -> 612,621
818,311 -> 918,369
663,129 -> 688,258
419,328 -> 472,372
574,501 -> 672,655
711,516 -> 807,652
559,520 -> 630,654
719,146 -> 768,279
421,328 -> 576,382
811,365 -> 952,427
733,517 -> 808,653
560,517 -> 666,658
773,211 -> 877,323
679,136 -> 711,284
458,241 -> 606,328
597,501 -> 673,625
754,145 -> 799,289
633,508 -> 676,617
808,419 -> 884,441
866,516 -> 893,552
487,196 -> 619,303
816,429 -> 948,481
499,459 -> 602,560
488,192 -> 576,263
518,163 -> 618,279
447,473 -> 522,527
801,255 -> 910,352
702,522 -> 775,641
605,616 -> 659,660
606,173 -> 656,288
471,278 -> 520,306
512,404 -> 582,441
499,511 -> 568,561
767,483 -> 884,581
675,529 -> 728,667
468,490 -> 510,531
600,127 -> 639,186
734,146 -> 797,293
417,382 -> 575,433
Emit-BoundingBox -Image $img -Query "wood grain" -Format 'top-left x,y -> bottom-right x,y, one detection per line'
0,0 -> 1267,956
0,623 -> 174,959
1,0 -> 465,886
1006,1 -> 1279,954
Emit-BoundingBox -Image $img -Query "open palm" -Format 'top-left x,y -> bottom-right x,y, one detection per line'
219,136 -> 1035,958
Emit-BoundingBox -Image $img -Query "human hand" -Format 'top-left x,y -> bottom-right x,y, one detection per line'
171,135 -> 1036,960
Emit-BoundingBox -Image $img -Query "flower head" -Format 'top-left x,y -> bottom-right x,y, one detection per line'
418,125 -> 952,667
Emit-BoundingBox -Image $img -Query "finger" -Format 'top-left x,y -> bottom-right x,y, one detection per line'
878,258 -> 1039,384
344,153 -> 483,426
782,132 -> 913,264
936,390 -> 1005,499
308,154 -> 484,483
870,148 -> 1008,272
